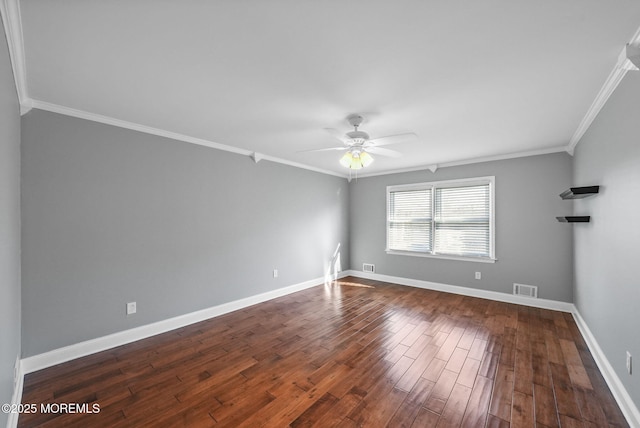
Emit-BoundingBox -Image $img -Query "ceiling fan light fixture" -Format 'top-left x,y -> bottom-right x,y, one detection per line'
340,150 -> 374,169
360,150 -> 374,167
339,151 -> 355,168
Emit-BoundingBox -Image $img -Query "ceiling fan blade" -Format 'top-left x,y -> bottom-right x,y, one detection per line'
366,146 -> 403,158
297,146 -> 346,153
368,132 -> 418,146
324,128 -> 348,143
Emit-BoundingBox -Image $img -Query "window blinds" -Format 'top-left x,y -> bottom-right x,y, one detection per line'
388,189 -> 432,252
434,185 -> 490,257
387,180 -> 492,259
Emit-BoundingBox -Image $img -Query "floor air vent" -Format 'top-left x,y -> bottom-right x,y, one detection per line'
513,283 -> 538,298
363,263 -> 375,273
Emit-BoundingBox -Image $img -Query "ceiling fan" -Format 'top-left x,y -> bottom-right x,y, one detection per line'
309,114 -> 418,169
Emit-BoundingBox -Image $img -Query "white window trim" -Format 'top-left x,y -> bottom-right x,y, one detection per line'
386,176 -> 496,263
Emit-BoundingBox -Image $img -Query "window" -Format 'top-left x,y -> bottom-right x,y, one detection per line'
386,177 -> 495,262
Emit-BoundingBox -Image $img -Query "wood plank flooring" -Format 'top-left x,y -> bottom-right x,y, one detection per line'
18,277 -> 628,427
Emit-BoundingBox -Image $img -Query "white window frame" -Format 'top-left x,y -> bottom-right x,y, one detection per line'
386,176 -> 496,263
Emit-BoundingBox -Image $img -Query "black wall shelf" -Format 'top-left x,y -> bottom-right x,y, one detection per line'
559,186 -> 600,200
557,185 -> 599,223
556,216 -> 591,223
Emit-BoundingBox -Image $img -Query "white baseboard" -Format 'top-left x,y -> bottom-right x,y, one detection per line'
344,270 -> 575,312
571,310 -> 640,427
21,274 -> 344,375
6,355 -> 23,428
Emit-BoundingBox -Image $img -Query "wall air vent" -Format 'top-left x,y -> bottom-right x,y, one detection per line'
363,263 -> 375,273
513,283 -> 538,298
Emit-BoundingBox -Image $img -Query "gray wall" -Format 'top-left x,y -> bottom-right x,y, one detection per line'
21,110 -> 349,357
573,73 -> 640,407
349,152 -> 574,302
0,16 -> 21,428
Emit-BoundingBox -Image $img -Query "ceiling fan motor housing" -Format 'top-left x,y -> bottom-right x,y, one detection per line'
346,131 -> 369,143
346,114 -> 364,128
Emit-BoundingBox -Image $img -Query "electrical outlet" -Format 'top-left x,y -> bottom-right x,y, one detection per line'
126,301 -> 137,315
273,269 -> 278,278
475,272 -> 481,280
627,351 -> 632,375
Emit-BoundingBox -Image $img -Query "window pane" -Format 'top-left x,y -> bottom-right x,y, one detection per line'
434,223 -> 489,257
435,185 -> 489,223
389,189 -> 432,221
388,222 -> 432,252
435,184 -> 490,257
388,189 -> 432,252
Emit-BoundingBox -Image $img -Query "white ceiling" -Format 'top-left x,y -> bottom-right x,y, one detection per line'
12,0 -> 640,176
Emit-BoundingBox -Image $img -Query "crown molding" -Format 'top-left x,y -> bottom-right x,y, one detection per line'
4,2 -> 640,181
29,100 -> 347,178
568,25 -> 640,153
355,145 -> 569,178
0,0 -> 30,112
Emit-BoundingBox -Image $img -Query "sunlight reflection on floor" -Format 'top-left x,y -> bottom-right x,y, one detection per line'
335,280 -> 376,289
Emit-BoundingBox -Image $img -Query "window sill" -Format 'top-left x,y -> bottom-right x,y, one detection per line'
385,249 -> 497,264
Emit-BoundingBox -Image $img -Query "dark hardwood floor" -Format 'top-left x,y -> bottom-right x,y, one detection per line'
18,277 -> 628,427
